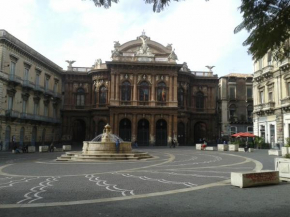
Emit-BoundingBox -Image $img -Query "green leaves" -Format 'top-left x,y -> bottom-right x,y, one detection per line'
235,0 -> 290,61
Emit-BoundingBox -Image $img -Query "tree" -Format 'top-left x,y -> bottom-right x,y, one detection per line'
87,0 -> 208,13
234,0 -> 290,61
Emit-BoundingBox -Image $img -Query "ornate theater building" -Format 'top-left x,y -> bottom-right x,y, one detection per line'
61,33 -> 218,146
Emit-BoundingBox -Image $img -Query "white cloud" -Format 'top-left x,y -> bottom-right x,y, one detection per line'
0,0 -> 253,76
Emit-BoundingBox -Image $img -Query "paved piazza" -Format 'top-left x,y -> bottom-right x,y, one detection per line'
1,147 -> 290,217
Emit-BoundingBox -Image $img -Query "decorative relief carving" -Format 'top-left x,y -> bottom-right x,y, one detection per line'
165,76 -> 169,81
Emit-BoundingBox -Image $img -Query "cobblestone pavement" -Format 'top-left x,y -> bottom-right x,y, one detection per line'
0,147 -> 288,217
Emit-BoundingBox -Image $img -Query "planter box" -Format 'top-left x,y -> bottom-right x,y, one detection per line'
54,148 -> 63,152
281,147 -> 290,157
268,149 -> 281,156
28,146 -> 35,153
205,147 -> 217,151
196,144 -> 202,150
275,158 -> 290,179
39,146 -> 49,152
238,148 -> 245,152
218,144 -> 228,151
238,148 -> 254,152
229,144 -> 239,152
231,170 -> 279,188
63,145 -> 71,151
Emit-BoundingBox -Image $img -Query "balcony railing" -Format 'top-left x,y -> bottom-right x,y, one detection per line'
281,97 -> 290,105
262,65 -> 274,77
19,112 -> 61,123
22,80 -> 35,89
264,101 -> 275,109
34,84 -> 44,92
5,110 -> 20,118
8,74 -> 22,84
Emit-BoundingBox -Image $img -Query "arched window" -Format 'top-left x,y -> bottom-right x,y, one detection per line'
94,87 -> 97,105
139,81 -> 149,102
76,88 -> 85,106
196,92 -> 204,110
178,88 -> 184,107
229,104 -> 237,122
99,86 -> 107,105
157,82 -> 166,102
121,81 -> 131,101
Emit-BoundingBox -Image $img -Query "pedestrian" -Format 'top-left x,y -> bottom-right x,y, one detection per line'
116,139 -> 120,153
49,142 -> 55,152
244,141 -> 249,152
171,139 -> 176,148
22,143 -> 28,153
134,140 -> 138,148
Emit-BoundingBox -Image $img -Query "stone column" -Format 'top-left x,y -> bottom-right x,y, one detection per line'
132,114 -> 137,142
151,75 -> 155,106
133,74 -> 137,106
173,115 -> 178,142
169,75 -> 172,102
168,115 -> 172,145
173,76 -> 178,105
150,115 -> 155,146
116,74 -> 120,102
110,73 -> 115,100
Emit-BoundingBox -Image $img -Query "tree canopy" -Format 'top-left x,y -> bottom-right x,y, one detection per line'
234,0 -> 290,61
86,0 -> 290,62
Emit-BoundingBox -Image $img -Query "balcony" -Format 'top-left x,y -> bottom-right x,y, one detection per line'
264,101 -> 275,109
8,74 -> 22,85
22,80 -> 34,90
262,65 -> 274,78
5,110 -> 20,118
44,88 -> 54,97
19,112 -> 61,123
280,58 -> 290,72
281,97 -> 290,111
34,84 -> 44,93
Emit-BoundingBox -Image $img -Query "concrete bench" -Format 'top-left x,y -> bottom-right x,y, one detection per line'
231,170 -> 279,188
268,149 -> 281,156
63,145 -> 71,151
229,144 -> 239,152
238,148 -> 254,152
218,144 -> 228,151
196,144 -> 202,150
54,148 -> 63,152
275,158 -> 290,179
28,146 -> 36,153
205,147 -> 217,151
39,146 -> 49,152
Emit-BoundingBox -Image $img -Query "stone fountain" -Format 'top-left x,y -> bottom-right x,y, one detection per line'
57,124 -> 152,161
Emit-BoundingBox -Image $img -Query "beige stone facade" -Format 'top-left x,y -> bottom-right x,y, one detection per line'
0,30 -> 62,150
217,73 -> 253,140
253,50 -> 290,147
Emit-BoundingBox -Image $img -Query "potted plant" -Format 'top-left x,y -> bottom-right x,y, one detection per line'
254,136 -> 264,149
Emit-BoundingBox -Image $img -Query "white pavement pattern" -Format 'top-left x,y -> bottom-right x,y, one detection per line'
0,150 -> 263,208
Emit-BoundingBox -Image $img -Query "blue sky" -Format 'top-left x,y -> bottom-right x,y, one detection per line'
0,0 -> 253,76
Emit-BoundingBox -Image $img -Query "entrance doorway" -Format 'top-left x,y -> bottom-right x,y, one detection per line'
119,119 -> 131,141
178,122 -> 185,145
73,119 -> 86,142
97,121 -> 106,136
156,119 -> 167,146
137,119 -> 149,146
194,122 -> 207,143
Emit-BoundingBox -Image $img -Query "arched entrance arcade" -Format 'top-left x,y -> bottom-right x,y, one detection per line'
137,119 -> 149,146
177,122 -> 185,145
155,119 -> 167,146
119,118 -> 131,142
73,119 -> 86,142
194,122 -> 207,143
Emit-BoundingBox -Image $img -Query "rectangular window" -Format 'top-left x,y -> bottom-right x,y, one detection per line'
44,105 -> 48,116
259,59 -> 263,69
230,127 -> 237,135
269,92 -> 273,102
22,100 -> 26,113
260,91 -> 264,103
267,52 -> 272,65
24,68 -> 29,80
53,107 -> 57,118
36,74 -> 40,86
53,82 -> 58,94
10,62 -> 16,75
34,103 -> 39,115
260,125 -> 265,139
247,126 -> 253,133
8,96 -> 13,110
229,87 -> 235,99
247,110 -> 253,122
247,87 -> 252,98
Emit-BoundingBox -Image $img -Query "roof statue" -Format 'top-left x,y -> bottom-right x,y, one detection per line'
114,41 -> 120,48
65,60 -> 75,67
168,49 -> 178,61
136,35 -> 153,56
166,43 -> 173,50
205,66 -> 215,72
181,62 -> 190,72
111,41 -> 122,59
94,59 -> 102,69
